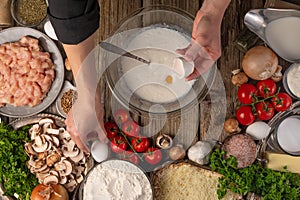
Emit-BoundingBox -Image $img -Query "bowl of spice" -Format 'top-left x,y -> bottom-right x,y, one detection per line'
56,81 -> 77,118
11,0 -> 47,27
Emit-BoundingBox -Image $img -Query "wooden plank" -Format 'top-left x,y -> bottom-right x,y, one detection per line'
97,0 -> 143,122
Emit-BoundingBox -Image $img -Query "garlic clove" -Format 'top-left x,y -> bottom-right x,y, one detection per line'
187,141 -> 213,165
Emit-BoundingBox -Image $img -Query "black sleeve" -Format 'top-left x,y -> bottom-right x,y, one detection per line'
47,0 -> 100,44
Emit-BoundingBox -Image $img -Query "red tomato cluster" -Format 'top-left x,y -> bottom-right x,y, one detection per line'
236,79 -> 292,126
104,109 -> 162,165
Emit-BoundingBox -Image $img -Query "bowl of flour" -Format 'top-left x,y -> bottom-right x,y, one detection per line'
77,159 -> 153,200
104,6 -> 217,115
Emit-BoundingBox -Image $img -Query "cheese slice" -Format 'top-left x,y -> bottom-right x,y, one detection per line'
265,152 -> 300,173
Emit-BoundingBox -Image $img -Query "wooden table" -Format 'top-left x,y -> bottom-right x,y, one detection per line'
96,0 -> 272,146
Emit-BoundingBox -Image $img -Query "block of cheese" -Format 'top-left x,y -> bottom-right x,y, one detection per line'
265,152 -> 300,173
153,162 -> 238,200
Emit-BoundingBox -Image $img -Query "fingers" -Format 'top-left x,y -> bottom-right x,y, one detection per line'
185,55 -> 215,81
175,44 -> 191,57
65,115 -> 90,153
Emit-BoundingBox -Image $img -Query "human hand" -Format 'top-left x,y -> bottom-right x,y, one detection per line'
176,10 -> 222,80
65,95 -> 107,153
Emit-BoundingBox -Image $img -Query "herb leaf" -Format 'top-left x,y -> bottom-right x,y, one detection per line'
210,149 -> 300,200
0,122 -> 38,200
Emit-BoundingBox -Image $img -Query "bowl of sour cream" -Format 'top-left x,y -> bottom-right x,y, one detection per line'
283,63 -> 300,100
104,5 -> 217,115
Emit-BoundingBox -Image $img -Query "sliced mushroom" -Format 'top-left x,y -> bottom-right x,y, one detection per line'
62,140 -> 79,158
32,141 -> 49,153
78,156 -> 86,165
36,173 -> 49,182
76,175 -> 84,183
29,124 -> 42,140
35,159 -> 45,168
51,136 -> 60,147
24,143 -> 36,156
72,166 -> 85,176
43,134 -> 53,142
49,170 -> 59,177
46,128 -> 60,135
32,164 -> 49,173
43,174 -> 59,185
37,152 -> 47,160
60,176 -> 68,185
59,129 -> 71,141
64,179 -> 77,192
69,150 -> 84,163
55,159 -> 73,177
39,118 -> 54,126
46,153 -> 61,167
38,166 -> 50,174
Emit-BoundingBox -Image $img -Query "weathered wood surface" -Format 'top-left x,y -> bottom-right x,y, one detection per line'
96,0 -> 270,146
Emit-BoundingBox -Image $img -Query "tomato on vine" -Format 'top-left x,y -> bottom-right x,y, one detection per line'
237,83 -> 258,104
255,101 -> 275,121
236,106 -> 255,126
110,135 -> 128,154
256,79 -> 277,98
104,121 -> 119,139
271,92 -> 292,112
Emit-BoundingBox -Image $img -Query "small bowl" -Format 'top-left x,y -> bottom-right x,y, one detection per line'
76,159 -> 153,200
274,115 -> 300,156
283,63 -> 300,100
55,81 -> 77,118
11,0 -> 47,27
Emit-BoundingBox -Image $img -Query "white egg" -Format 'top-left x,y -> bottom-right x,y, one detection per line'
246,121 -> 271,140
277,117 -> 300,153
91,140 -> 108,163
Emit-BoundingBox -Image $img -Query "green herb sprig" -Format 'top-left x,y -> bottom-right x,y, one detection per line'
210,149 -> 300,200
0,122 -> 38,200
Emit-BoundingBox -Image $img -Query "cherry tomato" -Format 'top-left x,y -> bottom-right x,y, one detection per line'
121,150 -> 139,165
236,106 -> 255,126
122,121 -> 140,137
144,147 -> 162,165
256,79 -> 277,98
110,135 -> 128,154
237,83 -> 258,104
255,101 -> 275,121
104,121 -> 119,139
271,92 -> 292,112
113,109 -> 130,125
131,137 -> 150,153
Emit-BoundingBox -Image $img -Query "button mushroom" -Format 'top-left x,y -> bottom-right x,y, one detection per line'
231,70 -> 249,86
156,134 -> 173,149
169,144 -> 186,160
224,118 -> 241,134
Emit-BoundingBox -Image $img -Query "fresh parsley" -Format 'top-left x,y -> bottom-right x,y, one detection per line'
210,149 -> 300,200
0,122 -> 38,200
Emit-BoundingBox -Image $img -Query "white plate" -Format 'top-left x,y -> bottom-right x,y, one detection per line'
55,80 -> 77,118
0,27 -> 64,117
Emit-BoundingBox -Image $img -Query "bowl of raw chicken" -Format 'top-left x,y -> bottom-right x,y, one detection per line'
0,27 -> 64,117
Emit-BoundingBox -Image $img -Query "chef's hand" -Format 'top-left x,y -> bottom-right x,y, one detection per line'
176,10 -> 221,81
65,94 -> 107,153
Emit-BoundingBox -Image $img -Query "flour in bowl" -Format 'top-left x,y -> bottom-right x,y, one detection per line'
82,160 -> 152,200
